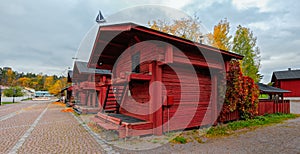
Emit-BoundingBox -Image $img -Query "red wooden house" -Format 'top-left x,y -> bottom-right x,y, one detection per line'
87,23 -> 243,137
271,68 -> 300,97
72,61 -> 111,114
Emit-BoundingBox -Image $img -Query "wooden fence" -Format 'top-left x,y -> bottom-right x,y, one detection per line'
219,100 -> 290,122
257,100 -> 290,115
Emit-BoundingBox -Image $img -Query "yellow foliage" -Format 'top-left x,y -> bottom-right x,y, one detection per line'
17,77 -> 31,87
6,69 -> 15,86
48,80 -> 62,95
207,18 -> 232,51
148,17 -> 203,42
44,76 -> 54,90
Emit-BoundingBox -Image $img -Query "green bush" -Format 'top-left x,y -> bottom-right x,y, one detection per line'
3,86 -> 24,97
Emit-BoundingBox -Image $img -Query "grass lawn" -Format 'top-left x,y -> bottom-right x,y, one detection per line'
207,113 -> 299,137
1,102 -> 19,105
259,94 -> 269,99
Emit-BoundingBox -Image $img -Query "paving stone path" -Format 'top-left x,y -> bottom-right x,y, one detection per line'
0,101 -> 105,154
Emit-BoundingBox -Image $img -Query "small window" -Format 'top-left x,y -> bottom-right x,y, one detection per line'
132,52 -> 140,73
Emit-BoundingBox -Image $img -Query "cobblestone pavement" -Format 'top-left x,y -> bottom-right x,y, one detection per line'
0,103 -> 33,118
0,100 -> 105,154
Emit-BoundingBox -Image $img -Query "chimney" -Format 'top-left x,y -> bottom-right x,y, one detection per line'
199,35 -> 204,44
288,68 -> 291,71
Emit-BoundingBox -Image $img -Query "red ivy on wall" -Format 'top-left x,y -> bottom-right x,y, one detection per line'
219,60 -> 259,121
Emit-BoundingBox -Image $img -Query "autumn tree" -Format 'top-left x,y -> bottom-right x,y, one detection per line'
35,74 -> 44,90
17,77 -> 31,87
31,81 -> 38,89
6,69 -> 16,86
44,76 -> 54,90
60,77 -> 67,89
148,17 -> 204,42
48,79 -> 65,95
232,25 -> 261,82
208,18 -> 232,51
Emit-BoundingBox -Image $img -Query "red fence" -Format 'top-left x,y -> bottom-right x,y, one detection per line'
219,100 -> 290,122
257,100 -> 290,115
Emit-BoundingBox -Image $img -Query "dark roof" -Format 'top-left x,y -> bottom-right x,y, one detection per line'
272,69 -> 300,81
258,83 -> 291,94
75,61 -> 111,75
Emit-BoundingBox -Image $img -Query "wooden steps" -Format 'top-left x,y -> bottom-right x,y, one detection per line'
92,112 -> 154,138
73,105 -> 100,114
102,83 -> 128,113
91,117 -> 119,130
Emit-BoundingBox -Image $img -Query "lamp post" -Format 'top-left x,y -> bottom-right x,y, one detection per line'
13,88 -> 16,103
0,69 -> 2,106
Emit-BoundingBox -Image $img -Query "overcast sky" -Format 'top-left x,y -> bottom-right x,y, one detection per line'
0,0 -> 299,83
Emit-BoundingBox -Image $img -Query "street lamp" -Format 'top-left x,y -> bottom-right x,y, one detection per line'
13,88 -> 16,103
0,69 -> 2,106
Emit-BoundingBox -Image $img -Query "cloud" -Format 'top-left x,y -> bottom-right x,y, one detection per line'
117,0 -> 194,9
248,22 -> 271,31
0,0 -> 299,84
231,0 -> 272,12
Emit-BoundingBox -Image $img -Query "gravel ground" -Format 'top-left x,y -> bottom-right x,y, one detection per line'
114,117 -> 300,154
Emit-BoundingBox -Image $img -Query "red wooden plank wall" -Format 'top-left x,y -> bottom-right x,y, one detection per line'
280,80 -> 300,97
161,65 -> 212,132
114,43 -> 164,77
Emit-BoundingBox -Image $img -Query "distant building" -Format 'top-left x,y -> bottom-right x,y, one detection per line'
33,91 -> 52,100
34,91 -> 52,97
22,87 -> 35,98
271,68 -> 300,97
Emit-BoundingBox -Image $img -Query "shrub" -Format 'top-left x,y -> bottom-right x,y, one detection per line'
219,60 -> 259,121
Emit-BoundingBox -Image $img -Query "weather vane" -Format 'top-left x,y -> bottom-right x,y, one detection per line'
96,10 -> 106,23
